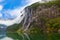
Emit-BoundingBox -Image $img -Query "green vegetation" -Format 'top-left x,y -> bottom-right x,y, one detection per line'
7,23 -> 22,32
57,7 -> 60,11
7,0 -> 60,40
46,18 -> 60,28
7,33 -> 23,40
29,2 -> 40,10
45,18 -> 60,33
28,22 -> 60,40
29,0 -> 60,10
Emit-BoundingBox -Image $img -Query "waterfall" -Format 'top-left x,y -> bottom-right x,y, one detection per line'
22,7 -> 32,31
0,7 -> 33,39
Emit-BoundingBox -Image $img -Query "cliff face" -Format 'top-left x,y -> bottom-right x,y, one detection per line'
7,7 -> 33,32
27,1 -> 60,33
7,0 -> 60,33
6,1 -> 60,40
30,5 -> 60,25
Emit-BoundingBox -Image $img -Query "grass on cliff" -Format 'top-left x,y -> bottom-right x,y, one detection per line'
28,0 -> 60,10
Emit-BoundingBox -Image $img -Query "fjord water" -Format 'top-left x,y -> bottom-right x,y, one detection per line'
0,24 -> 60,40
0,24 -> 6,39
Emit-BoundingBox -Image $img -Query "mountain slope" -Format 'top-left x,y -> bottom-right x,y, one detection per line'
7,0 -> 60,34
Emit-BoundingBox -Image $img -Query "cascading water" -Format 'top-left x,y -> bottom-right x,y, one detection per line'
0,7 -> 32,40
22,7 -> 32,31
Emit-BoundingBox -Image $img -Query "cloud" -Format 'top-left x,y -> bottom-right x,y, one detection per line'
0,7 -> 25,26
27,0 -> 41,3
0,13 -> 2,17
0,0 -> 43,26
24,0 -> 42,7
0,5 -> 3,11
0,0 -> 4,2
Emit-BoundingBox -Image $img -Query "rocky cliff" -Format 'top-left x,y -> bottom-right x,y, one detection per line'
7,0 -> 60,34
26,0 -> 60,33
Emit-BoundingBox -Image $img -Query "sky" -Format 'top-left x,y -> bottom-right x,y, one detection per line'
0,0 -> 28,19
0,0 -> 42,19
0,0 -> 43,26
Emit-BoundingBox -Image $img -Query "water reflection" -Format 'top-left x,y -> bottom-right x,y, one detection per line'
24,33 -> 30,40
0,24 -> 59,40
0,24 -> 7,39
0,32 -> 30,40
7,32 -> 30,40
0,24 -> 30,40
